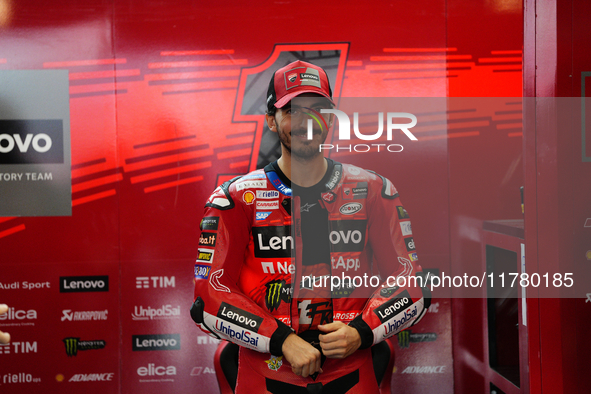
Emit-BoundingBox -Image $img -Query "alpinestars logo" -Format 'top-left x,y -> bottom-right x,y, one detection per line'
63,338 -> 106,357
265,280 -> 291,312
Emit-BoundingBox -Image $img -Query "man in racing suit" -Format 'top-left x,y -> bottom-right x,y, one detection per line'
191,60 -> 430,393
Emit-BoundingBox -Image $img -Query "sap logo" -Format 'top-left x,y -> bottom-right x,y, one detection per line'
261,261 -> 295,275
0,342 -> 37,355
0,133 -> 52,153
135,276 -> 175,289
132,334 -> 180,351
190,367 -> 216,376
60,276 -> 109,293
401,366 -> 445,374
256,212 -> 272,221
137,364 -> 177,376
331,256 -> 361,272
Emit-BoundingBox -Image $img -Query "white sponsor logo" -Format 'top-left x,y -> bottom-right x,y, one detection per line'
190,367 -> 215,376
135,276 -> 175,289
69,373 -> 114,382
261,261 -> 295,274
331,256 -> 361,272
219,306 -> 259,329
137,364 -> 177,376
134,336 -> 178,349
209,269 -> 230,293
0,133 -> 52,153
236,180 -> 267,191
1,373 -> 41,384
428,302 -> 440,313
401,366 -> 446,374
61,309 -> 108,322
132,305 -> 181,321
257,234 -> 292,252
400,221 -> 412,236
339,202 -> 363,215
0,342 -> 37,355
256,190 -> 279,199
329,230 -> 363,245
0,281 -> 51,290
256,200 -> 279,210
197,336 -> 220,345
0,308 -> 37,322
347,166 -> 361,175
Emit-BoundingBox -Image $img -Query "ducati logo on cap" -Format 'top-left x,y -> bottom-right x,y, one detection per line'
288,73 -> 297,83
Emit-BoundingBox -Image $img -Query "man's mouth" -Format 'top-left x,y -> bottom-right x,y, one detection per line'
292,129 -> 320,138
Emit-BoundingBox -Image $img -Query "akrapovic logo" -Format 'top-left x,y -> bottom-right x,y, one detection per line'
132,334 -> 181,351
0,120 -> 64,164
60,276 -> 109,293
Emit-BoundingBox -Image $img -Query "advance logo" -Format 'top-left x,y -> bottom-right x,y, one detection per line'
132,334 -> 181,351
60,276 -> 109,293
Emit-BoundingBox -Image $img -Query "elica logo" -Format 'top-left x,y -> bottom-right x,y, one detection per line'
60,276 -> 109,293
132,334 -> 181,351
0,120 -> 64,164
137,364 -> 176,376
305,110 -> 418,153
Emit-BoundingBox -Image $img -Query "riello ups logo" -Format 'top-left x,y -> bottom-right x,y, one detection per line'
60,276 -> 109,293
0,120 -> 64,164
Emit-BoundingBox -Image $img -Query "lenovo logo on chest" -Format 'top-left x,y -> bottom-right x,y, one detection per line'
253,226 -> 292,258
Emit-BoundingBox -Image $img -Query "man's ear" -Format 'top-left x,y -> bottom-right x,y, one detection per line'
266,113 -> 277,132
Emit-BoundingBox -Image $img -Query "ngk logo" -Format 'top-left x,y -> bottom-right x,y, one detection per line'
135,276 -> 175,289
0,342 -> 37,355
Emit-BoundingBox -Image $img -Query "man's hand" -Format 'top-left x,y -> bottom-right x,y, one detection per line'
0,304 -> 10,344
318,321 -> 361,359
281,333 -> 322,377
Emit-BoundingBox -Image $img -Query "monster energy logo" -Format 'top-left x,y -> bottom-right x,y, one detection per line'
397,330 -> 437,349
265,280 -> 291,312
63,337 -> 106,357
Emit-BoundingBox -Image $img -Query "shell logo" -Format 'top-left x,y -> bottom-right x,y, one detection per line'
243,191 -> 255,205
55,374 -> 65,382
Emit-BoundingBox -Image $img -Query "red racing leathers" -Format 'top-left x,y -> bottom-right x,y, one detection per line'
191,159 -> 430,393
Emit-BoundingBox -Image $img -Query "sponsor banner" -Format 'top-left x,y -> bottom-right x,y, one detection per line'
404,237 -> 416,251
60,276 -> 109,293
0,341 -> 37,355
63,338 -> 105,357
256,190 -> 279,199
397,330 -> 437,348
195,264 -> 211,280
217,302 -> 263,332
212,319 -> 265,351
68,373 -> 114,382
132,305 -> 181,321
198,232 -> 217,247
400,221 -> 412,236
0,70 -> 71,216
242,190 -> 255,204
255,211 -> 272,221
132,334 -> 181,351
196,249 -> 214,263
252,226 -> 292,258
0,308 -> 37,327
400,366 -> 446,374
190,366 -> 216,376
328,220 -> 366,252
137,363 -> 177,379
374,290 -> 412,323
236,180 -> 266,191
135,276 -> 175,289
1,372 -> 41,384
61,309 -> 108,322
200,216 -> 219,231
256,200 -> 279,210
0,281 -> 50,290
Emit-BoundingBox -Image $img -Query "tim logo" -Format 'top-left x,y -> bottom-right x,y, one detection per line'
0,120 -> 64,164
135,276 -> 175,289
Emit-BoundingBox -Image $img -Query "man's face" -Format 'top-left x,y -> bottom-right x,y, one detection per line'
268,94 -> 333,159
